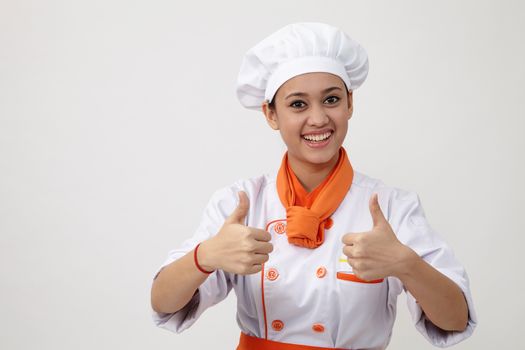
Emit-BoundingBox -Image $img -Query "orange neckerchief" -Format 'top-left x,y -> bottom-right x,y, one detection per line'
276,147 -> 354,249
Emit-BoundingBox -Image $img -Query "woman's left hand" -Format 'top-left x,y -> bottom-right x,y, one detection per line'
341,193 -> 418,281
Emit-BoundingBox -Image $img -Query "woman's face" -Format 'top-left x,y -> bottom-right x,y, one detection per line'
262,72 -> 353,169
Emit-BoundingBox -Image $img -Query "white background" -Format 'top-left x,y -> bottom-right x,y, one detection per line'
1,0 -> 523,349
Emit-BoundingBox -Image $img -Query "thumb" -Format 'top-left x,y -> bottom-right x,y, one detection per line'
225,191 -> 250,225
369,193 -> 388,228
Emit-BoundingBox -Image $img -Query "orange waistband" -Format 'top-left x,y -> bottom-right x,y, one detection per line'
236,333 -> 349,350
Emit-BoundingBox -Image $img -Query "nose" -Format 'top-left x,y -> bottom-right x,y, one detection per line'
307,103 -> 329,127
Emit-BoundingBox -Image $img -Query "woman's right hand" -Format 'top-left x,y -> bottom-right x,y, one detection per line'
197,191 -> 273,275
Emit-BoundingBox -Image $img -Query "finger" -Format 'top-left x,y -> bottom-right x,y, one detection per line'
346,257 -> 356,267
225,191 -> 250,225
251,228 -> 272,242
343,245 -> 362,259
352,267 -> 383,282
341,232 -> 365,245
343,245 -> 354,258
253,241 -> 274,254
342,233 -> 355,245
346,257 -> 364,271
251,253 -> 270,265
369,193 -> 387,227
244,264 -> 263,275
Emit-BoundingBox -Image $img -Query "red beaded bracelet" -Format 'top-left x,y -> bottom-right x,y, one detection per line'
193,243 -> 214,274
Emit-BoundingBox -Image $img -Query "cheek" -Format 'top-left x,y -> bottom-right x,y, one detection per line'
277,118 -> 302,137
334,114 -> 349,133
278,126 -> 299,145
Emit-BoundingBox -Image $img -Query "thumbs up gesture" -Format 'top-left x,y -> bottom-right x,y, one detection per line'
341,193 -> 417,281
198,191 -> 274,275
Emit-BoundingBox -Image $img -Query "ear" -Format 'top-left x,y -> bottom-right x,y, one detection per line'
262,101 -> 280,130
347,91 -> 354,120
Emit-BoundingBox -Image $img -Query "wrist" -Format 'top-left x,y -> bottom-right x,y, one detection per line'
195,240 -> 216,273
391,245 -> 420,280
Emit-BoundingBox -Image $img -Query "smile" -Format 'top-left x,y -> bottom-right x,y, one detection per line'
302,131 -> 332,142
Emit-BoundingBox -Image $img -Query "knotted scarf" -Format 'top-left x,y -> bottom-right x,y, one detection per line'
276,147 -> 354,249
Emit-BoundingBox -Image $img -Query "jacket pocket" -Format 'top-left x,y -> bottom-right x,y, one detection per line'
336,271 -> 384,284
337,257 -> 384,284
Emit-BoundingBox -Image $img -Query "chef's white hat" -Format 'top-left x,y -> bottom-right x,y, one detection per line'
236,22 -> 369,111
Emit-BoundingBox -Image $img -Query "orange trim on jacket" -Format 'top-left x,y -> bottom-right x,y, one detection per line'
336,271 -> 383,284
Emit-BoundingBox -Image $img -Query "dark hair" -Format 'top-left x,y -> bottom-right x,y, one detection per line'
268,98 -> 276,110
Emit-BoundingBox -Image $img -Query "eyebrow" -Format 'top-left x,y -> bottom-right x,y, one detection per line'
284,86 -> 343,100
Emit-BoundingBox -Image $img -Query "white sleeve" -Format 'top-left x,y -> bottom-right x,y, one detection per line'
151,187 -> 238,333
387,189 -> 477,347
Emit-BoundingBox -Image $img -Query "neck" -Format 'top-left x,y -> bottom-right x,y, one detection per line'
288,152 -> 340,192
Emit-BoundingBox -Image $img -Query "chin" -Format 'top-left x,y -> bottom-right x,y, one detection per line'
299,147 -> 340,165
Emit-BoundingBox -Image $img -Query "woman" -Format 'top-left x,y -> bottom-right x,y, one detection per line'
150,22 -> 477,349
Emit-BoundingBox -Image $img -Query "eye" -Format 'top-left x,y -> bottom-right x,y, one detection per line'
324,96 -> 340,104
290,100 -> 307,109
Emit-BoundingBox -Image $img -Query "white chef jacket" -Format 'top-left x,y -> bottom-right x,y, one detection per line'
152,170 -> 477,349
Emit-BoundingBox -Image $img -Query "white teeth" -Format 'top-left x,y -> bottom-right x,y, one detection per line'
303,132 -> 331,142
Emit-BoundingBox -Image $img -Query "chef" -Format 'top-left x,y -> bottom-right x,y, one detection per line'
150,22 -> 477,349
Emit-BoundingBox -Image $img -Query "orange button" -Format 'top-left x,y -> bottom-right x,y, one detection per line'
266,268 -> 279,281
312,323 -> 325,333
316,266 -> 327,278
324,217 -> 333,229
272,320 -> 284,331
274,222 -> 286,234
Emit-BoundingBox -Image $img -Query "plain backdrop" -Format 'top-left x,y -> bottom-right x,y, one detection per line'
1,0 -> 524,349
